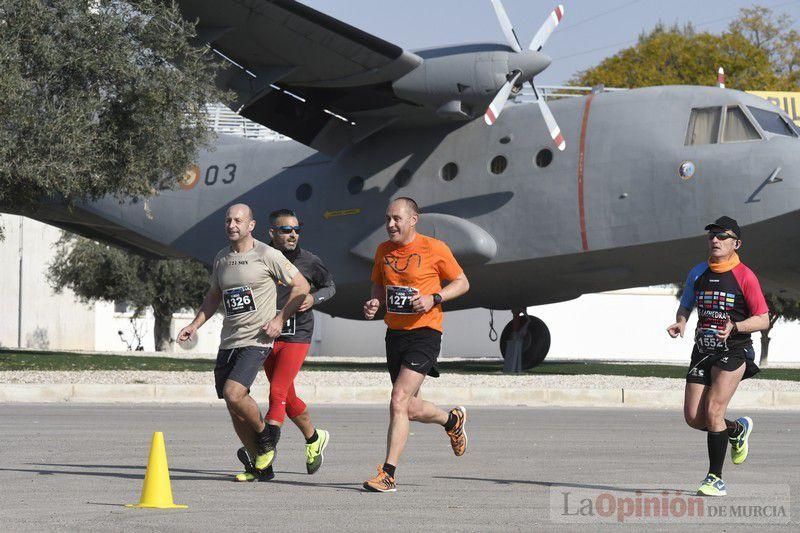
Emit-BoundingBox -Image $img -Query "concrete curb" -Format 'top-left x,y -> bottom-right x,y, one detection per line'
1,384 -> 799,408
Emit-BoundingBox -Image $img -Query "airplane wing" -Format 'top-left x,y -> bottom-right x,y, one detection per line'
177,0 -> 426,154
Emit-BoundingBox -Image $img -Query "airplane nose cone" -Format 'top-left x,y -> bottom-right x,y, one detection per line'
510,50 -> 551,79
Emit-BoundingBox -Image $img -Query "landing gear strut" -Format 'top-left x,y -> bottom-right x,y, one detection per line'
499,309 -> 551,371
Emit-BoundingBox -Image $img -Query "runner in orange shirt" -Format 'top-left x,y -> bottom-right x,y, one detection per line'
362,197 -> 470,492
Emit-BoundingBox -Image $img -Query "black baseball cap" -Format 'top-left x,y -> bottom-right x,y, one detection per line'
704,216 -> 741,238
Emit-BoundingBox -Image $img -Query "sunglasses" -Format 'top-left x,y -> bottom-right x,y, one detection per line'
707,231 -> 737,241
273,225 -> 302,235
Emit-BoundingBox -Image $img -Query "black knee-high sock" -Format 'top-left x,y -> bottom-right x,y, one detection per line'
699,419 -> 740,436
707,431 -> 728,478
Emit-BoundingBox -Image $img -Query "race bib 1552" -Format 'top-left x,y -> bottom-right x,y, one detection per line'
695,328 -> 727,354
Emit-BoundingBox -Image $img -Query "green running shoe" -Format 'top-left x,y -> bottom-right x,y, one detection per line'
234,447 -> 274,482
696,474 -> 727,496
254,448 -> 275,472
305,429 -> 330,475
729,416 -> 753,465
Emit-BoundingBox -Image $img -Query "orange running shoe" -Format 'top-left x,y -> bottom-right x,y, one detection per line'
446,406 -> 468,456
362,465 -> 396,492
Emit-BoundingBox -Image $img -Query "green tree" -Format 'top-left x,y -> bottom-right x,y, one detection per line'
0,0 -> 226,231
573,22 -> 782,89
47,233 -> 211,351
730,5 -> 800,88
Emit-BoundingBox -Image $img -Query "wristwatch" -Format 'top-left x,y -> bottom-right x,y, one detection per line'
432,293 -> 443,305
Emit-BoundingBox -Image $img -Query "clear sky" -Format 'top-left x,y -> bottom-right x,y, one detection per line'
302,0 -> 799,85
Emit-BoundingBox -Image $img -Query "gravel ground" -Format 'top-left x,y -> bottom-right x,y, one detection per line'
2,370 -> 800,391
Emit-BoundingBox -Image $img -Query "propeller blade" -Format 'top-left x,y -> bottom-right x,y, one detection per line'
535,93 -> 566,151
490,0 -> 522,53
484,72 -> 522,125
528,4 -> 564,51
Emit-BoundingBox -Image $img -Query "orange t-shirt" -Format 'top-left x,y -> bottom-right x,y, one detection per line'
370,234 -> 463,332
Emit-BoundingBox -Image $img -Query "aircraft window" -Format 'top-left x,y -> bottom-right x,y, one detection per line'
347,176 -> 364,194
747,106 -> 797,137
535,149 -> 553,168
722,106 -> 760,142
685,107 -> 721,145
441,162 -> 458,181
499,135 -> 512,144
490,155 -> 507,175
394,168 -> 412,188
296,183 -> 312,202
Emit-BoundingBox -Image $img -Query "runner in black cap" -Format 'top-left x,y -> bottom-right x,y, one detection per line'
667,215 -> 770,496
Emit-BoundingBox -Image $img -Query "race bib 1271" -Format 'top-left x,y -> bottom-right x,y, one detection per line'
386,285 -> 419,314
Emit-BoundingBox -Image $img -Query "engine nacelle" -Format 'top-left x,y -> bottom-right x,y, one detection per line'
392,45 -> 550,118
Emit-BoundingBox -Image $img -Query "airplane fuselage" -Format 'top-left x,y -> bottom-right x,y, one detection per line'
33,86 -> 800,319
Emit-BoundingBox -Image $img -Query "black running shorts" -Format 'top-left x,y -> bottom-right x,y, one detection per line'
385,327 -> 442,383
214,346 -> 269,399
685,345 -> 759,386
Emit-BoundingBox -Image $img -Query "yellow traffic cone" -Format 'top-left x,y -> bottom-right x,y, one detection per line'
126,431 -> 187,509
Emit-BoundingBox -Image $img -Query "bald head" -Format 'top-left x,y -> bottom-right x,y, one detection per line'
225,203 -> 256,245
227,203 -> 254,222
389,197 -> 419,216
385,197 -> 419,245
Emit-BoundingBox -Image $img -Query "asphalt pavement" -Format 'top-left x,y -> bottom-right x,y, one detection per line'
0,404 -> 796,531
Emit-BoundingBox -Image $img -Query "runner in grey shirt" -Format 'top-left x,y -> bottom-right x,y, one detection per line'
177,203 -> 310,482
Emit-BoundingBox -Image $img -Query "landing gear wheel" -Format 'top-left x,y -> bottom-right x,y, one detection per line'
499,315 -> 551,369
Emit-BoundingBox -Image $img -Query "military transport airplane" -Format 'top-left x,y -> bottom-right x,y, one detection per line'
23,0 -> 800,367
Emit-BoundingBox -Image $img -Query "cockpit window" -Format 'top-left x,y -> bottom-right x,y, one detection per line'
685,107 -> 721,145
722,106 -> 760,142
747,106 -> 798,137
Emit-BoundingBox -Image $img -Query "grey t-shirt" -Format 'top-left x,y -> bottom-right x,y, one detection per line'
210,240 -> 299,349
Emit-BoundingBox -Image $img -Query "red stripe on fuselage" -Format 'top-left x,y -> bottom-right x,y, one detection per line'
577,93 -> 595,251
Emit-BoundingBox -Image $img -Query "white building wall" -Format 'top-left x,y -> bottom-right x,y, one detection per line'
92,302 -> 226,354
0,215 -> 95,350
1,215 -> 799,363
312,288 -> 800,364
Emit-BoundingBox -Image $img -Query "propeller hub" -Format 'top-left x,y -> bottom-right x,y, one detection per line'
509,50 -> 551,81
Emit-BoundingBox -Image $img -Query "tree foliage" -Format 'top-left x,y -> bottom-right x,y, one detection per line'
730,5 -> 800,87
573,6 -> 799,91
0,0 -> 226,215
48,233 -> 210,351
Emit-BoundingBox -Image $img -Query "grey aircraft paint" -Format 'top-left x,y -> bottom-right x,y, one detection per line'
30,86 -> 800,321
11,0 -> 800,363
